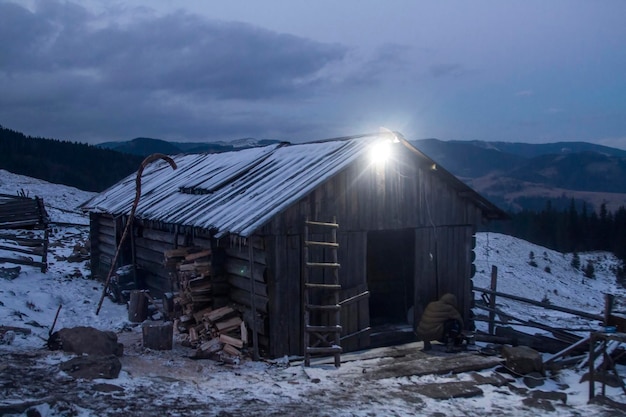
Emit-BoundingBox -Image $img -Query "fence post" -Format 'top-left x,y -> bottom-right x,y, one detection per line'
604,293 -> 614,326
488,265 -> 498,335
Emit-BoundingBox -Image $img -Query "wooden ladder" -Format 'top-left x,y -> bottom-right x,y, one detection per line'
303,217 -> 342,367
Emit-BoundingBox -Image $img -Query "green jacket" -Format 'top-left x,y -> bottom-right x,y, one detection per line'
417,293 -> 463,342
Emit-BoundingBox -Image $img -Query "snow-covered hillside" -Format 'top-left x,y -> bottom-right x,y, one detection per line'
473,232 -> 626,333
1,170 -> 625,416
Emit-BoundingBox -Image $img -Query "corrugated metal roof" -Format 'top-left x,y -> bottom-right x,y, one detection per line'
81,135 -> 384,237
81,133 -> 507,237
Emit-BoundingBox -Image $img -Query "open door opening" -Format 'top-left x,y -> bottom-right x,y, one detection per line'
366,229 -> 416,348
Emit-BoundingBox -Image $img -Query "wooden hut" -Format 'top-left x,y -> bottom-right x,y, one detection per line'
81,132 -> 506,359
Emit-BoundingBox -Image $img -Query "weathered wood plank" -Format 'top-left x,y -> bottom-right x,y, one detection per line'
227,274 -> 268,297
224,246 -> 267,266
224,257 -> 266,282
230,288 -> 268,314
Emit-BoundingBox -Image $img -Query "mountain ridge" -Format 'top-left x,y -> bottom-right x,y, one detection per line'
412,138 -> 626,212
2,124 -> 625,212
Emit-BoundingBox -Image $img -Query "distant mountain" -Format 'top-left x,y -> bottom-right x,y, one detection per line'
413,139 -> 626,213
98,137 -> 282,156
464,140 -> 626,158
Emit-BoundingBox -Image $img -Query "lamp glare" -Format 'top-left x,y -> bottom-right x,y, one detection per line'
371,140 -> 391,164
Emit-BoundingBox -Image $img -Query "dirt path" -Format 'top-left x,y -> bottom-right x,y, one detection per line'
0,334 -> 622,417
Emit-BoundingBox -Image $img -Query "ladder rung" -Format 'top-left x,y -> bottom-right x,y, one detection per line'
305,283 -> 341,290
306,304 -> 341,311
306,325 -> 342,332
306,262 -> 340,268
305,220 -> 339,228
306,346 -> 342,354
305,240 -> 339,248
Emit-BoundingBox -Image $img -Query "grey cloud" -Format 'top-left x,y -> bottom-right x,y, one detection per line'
0,1 -> 355,142
1,2 -> 348,100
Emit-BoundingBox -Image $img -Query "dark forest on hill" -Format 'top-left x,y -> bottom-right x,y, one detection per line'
0,125 -> 143,192
487,200 -> 626,268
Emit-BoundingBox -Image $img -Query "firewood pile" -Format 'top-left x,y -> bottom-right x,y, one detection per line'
164,247 -> 247,362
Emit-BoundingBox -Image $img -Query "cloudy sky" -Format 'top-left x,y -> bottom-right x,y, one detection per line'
1,1 -> 626,148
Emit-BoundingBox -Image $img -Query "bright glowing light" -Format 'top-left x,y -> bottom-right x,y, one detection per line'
370,140 -> 392,164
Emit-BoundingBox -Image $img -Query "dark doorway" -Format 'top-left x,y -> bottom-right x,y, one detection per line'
366,229 -> 415,328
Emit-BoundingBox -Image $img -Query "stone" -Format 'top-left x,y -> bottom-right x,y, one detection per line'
501,345 -> 544,376
92,383 -> 125,392
49,326 -> 123,356
523,371 -> 545,388
530,390 -> 567,404
522,397 -> 556,412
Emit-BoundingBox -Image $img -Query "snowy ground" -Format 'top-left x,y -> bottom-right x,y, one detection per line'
1,170 -> 626,416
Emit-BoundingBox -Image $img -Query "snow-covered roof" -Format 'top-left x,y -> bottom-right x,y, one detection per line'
81,133 -> 505,237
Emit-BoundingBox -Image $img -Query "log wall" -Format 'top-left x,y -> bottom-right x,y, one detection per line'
261,151 -> 482,357
219,238 -> 270,354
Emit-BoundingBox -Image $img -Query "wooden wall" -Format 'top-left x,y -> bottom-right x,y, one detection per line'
132,225 -> 191,295
260,150 -> 483,357
219,238 -> 271,356
89,213 -> 117,281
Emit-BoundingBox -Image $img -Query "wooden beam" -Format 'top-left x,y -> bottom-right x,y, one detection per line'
474,286 -> 603,321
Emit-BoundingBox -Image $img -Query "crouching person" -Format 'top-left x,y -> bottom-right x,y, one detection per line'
417,293 -> 464,352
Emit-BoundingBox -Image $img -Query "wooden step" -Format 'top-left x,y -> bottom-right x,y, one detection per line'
305,240 -> 339,248
306,304 -> 341,311
306,325 -> 342,332
304,283 -> 341,290
304,220 -> 338,228
306,346 -> 342,354
306,262 -> 340,268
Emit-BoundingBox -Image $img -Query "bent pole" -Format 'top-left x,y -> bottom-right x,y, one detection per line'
96,153 -> 177,315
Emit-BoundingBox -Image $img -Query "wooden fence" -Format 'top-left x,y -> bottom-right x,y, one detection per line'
0,194 -> 50,272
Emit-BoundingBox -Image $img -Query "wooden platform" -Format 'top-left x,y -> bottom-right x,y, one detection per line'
295,341 -> 503,381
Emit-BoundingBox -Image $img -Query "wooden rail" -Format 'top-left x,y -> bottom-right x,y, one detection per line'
474,286 -> 604,323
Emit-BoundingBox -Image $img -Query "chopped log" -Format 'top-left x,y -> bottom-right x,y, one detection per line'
199,337 -> 223,354
189,276 -> 211,287
219,333 -> 244,349
206,306 -> 236,323
178,263 -> 198,272
128,290 -> 149,323
222,343 -> 241,357
193,307 -> 213,323
142,321 -> 173,350
189,326 -> 199,343
242,308 -> 268,336
240,321 -> 248,345
215,316 -> 243,333
185,249 -> 211,261
164,248 -> 189,258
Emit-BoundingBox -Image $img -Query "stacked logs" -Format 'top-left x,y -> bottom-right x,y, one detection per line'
188,306 -> 247,362
164,247 -> 246,362
164,247 -> 214,317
